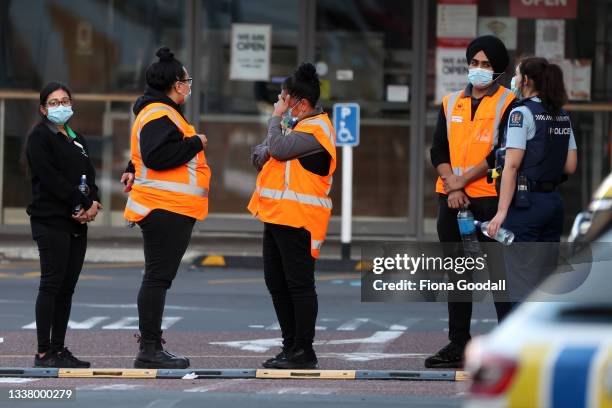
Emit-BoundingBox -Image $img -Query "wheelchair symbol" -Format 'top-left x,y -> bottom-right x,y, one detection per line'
337,120 -> 353,143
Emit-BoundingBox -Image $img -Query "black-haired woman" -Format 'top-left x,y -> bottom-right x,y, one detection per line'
26,82 -> 101,368
249,63 -> 337,369
487,57 -> 578,299
123,47 -> 210,369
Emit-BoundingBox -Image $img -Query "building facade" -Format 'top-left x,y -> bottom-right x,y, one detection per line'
0,0 -> 610,237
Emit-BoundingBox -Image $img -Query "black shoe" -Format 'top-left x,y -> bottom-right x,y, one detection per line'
34,351 -> 61,368
55,347 -> 91,368
262,347 -> 291,368
424,342 -> 465,369
133,334 -> 189,369
269,348 -> 319,369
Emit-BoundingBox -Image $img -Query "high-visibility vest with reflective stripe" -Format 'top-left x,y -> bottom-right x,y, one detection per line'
124,102 -> 211,222
247,113 -> 337,259
435,86 -> 515,198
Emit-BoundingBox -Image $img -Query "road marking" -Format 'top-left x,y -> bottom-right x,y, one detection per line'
78,384 -> 144,391
211,331 -> 404,358
101,317 -> 182,330
145,399 -> 181,408
23,316 -> 183,330
0,298 -> 231,313
184,378 -> 253,393
0,337 -> 3,344
23,317 -> 110,330
258,387 -> 337,395
337,318 -> 370,331
0,378 -> 38,383
323,352 -> 428,362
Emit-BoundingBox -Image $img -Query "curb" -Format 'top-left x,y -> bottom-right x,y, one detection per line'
192,255 -> 370,272
0,367 -> 470,381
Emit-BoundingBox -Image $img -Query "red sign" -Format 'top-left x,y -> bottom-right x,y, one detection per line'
510,0 -> 578,19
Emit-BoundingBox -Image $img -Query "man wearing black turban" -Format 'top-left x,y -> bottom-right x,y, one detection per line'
427,36 -> 516,369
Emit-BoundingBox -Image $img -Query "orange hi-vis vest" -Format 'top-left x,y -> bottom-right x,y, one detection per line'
124,102 -> 211,222
248,113 -> 337,259
435,86 -> 515,198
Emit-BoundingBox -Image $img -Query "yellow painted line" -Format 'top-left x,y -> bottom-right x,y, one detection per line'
455,371 -> 471,381
58,368 -> 157,378
355,261 -> 373,271
593,346 -> 612,408
509,344 -> 553,408
201,255 -> 226,266
256,369 -> 355,380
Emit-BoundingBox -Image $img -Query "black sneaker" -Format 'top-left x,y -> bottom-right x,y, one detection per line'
56,347 -> 91,368
424,342 -> 465,369
34,351 -> 61,368
133,334 -> 189,369
262,347 -> 291,368
269,348 -> 319,369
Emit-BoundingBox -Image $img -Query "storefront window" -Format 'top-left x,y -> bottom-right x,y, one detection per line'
424,0 -> 611,233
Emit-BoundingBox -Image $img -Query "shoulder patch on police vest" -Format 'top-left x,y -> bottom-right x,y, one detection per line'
509,111 -> 523,128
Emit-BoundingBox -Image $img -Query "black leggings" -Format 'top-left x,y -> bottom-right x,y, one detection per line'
33,223 -> 87,354
263,222 -> 317,351
137,209 -> 195,345
436,194 -> 513,346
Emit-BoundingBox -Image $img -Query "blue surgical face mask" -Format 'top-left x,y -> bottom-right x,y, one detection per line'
468,68 -> 494,88
281,99 -> 301,129
510,76 -> 522,99
47,106 -> 73,125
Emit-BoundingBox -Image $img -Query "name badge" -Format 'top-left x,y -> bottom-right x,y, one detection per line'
73,141 -> 84,149
451,116 -> 463,123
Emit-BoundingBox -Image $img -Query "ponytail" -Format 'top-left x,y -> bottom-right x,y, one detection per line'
519,57 -> 568,115
540,63 -> 567,116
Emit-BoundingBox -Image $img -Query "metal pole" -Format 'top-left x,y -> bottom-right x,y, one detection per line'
0,99 -> 4,225
341,145 -> 353,260
101,101 -> 112,227
409,0 -> 428,238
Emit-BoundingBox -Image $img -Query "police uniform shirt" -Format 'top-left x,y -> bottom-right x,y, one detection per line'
505,96 -> 577,151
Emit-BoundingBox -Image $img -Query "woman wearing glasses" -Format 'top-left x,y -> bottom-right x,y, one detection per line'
26,82 -> 101,368
123,47 -> 209,369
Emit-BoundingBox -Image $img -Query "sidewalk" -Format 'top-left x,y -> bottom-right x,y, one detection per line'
0,225 -> 437,269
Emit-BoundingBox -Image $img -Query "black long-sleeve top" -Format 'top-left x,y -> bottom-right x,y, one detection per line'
26,120 -> 100,234
430,84 -> 514,171
124,87 -> 203,174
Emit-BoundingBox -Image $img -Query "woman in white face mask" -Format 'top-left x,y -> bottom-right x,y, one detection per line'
26,82 -> 102,368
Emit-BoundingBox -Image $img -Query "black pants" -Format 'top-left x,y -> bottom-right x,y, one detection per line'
137,209 -> 195,345
33,223 -> 87,354
263,222 -> 317,351
436,194 -> 513,346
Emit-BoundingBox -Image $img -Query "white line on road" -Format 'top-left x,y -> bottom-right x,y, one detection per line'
0,378 -> 38,383
22,316 -> 182,330
78,384 -> 143,391
336,318 -> 370,331
0,298 -> 230,313
101,317 -> 182,330
184,379 -> 253,393
145,399 -> 181,408
211,331 -> 405,359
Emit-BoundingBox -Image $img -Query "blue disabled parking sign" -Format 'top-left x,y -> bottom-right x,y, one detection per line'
333,103 -> 360,147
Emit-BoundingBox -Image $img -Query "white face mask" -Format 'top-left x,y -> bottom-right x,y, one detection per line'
468,67 -> 494,88
510,76 -> 522,99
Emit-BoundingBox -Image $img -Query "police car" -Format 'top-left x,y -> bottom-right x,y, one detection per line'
463,173 -> 612,408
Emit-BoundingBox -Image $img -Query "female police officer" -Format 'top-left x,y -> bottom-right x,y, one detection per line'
249,63 -> 336,369
487,57 -> 578,300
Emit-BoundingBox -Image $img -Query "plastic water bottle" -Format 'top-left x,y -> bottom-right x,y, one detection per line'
476,220 -> 515,246
73,175 -> 90,215
457,205 -> 480,255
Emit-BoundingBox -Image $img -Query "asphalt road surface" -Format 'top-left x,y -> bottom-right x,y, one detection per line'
0,260 -> 504,408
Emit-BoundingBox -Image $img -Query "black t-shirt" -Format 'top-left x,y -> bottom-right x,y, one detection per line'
26,120 -> 100,235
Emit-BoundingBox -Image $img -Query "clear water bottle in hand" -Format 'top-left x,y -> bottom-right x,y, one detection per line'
476,220 -> 514,246
73,174 -> 90,215
457,205 -> 480,256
